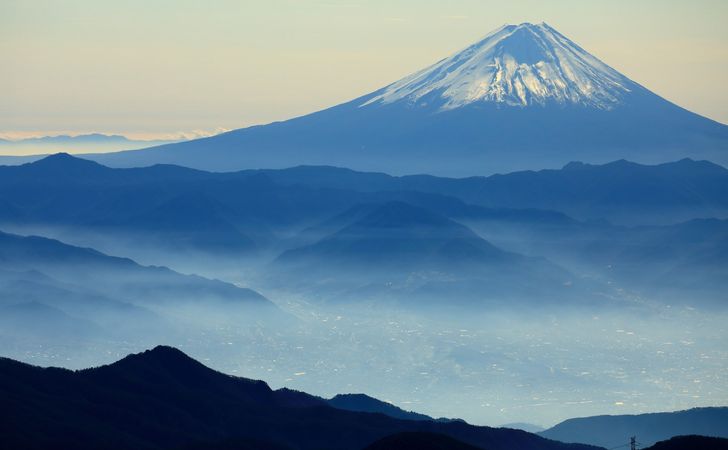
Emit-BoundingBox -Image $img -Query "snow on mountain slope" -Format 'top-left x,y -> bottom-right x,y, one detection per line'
363,22 -> 632,110
81,22 -> 728,176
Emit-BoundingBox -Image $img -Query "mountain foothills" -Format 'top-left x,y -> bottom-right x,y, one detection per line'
0,229 -> 282,348
539,407 -> 728,448
0,346 -> 599,450
83,22 -> 728,176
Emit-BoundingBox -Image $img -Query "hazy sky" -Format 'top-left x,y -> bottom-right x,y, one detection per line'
2,0 -> 727,139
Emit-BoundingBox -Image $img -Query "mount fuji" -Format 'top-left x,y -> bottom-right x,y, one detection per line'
92,22 -> 728,176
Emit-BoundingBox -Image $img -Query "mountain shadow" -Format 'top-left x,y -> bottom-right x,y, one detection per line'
0,346 -> 602,450
361,432 -> 483,450
643,435 -> 728,450
327,394 -> 439,422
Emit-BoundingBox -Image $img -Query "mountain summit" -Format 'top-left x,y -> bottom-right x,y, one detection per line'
364,22 -> 631,110
0,347 -> 599,450
91,23 -> 728,176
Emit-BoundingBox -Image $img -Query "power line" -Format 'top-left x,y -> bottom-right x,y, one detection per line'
608,436 -> 643,450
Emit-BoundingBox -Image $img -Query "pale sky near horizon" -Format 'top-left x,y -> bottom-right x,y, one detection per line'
2,0 -> 727,140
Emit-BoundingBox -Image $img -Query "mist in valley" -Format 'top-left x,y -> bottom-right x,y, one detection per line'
2,202 -> 726,428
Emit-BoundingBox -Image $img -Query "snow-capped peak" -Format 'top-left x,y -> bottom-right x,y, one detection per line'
362,22 -> 634,110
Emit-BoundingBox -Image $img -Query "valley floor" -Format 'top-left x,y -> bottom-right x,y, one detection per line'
3,289 -> 726,428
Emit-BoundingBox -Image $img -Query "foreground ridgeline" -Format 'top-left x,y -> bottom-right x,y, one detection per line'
0,346 -> 598,450
2,346 -> 725,450
642,435 -> 728,450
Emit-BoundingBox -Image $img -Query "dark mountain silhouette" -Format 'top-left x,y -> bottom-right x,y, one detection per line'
85,24 -> 728,176
180,438 -> 294,450
12,151 -> 114,179
643,435 -> 728,450
327,394 -> 436,422
0,346 -> 601,450
362,432 -> 483,450
502,423 -> 546,433
539,407 -> 728,448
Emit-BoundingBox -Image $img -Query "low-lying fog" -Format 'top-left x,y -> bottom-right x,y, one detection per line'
2,288 -> 725,428
1,216 -> 726,428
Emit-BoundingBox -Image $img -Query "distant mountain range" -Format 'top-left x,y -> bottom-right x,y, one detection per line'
1,154 -> 726,308
3,154 -> 726,233
78,22 -> 728,176
539,407 -> 728,448
0,230 -> 280,344
0,133 -> 181,156
0,230 -> 271,308
236,158 -> 728,225
0,345 -> 600,450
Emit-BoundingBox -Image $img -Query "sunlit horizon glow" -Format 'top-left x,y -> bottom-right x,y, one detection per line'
2,0 -> 728,138
0,129 -> 229,142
